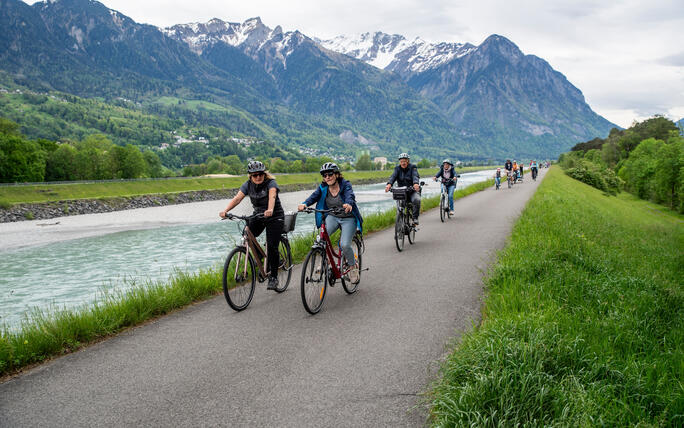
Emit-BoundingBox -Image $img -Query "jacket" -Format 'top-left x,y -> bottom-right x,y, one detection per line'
434,166 -> 458,184
302,178 -> 364,233
387,164 -> 420,188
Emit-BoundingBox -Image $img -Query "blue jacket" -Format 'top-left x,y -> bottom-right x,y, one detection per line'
434,166 -> 459,184
302,178 -> 363,233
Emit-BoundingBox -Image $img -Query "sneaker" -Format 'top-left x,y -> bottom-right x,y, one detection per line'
347,263 -> 359,283
267,276 -> 279,290
449,210 -> 455,215
413,220 -> 419,226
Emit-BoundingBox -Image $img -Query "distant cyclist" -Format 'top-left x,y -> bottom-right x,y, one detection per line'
504,159 -> 513,173
219,161 -> 284,290
385,153 -> 421,225
530,160 -> 539,180
298,162 -> 363,282
434,158 -> 458,214
494,167 -> 502,189
512,160 -> 519,180
518,162 -> 524,180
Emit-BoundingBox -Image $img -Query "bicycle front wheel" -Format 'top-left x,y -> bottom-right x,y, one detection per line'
301,247 -> 328,314
274,237 -> 292,293
223,247 -> 256,311
439,193 -> 446,222
407,214 -> 416,244
394,211 -> 405,252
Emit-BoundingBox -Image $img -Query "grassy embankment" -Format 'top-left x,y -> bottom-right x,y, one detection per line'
0,178 -> 494,376
430,167 -> 683,426
0,166 -> 491,206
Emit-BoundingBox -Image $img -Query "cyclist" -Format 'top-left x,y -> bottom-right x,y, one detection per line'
504,159 -> 513,173
385,153 -> 421,225
518,162 -> 524,180
298,162 -> 363,282
530,160 -> 539,180
512,160 -> 519,180
433,158 -> 457,214
219,160 -> 284,291
494,167 -> 502,189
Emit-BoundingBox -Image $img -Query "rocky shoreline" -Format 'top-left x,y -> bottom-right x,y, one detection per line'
0,179 -> 383,223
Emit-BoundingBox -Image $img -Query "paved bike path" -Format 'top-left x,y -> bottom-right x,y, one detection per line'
0,171 -> 545,427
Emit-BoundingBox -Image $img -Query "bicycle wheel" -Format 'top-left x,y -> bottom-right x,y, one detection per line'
274,237 -> 292,293
341,235 -> 363,294
394,210 -> 405,252
301,247 -> 328,314
407,213 -> 416,244
507,177 -> 512,188
222,247 -> 256,311
439,193 -> 446,222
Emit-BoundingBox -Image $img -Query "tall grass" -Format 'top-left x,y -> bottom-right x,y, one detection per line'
430,167 -> 683,426
0,178 -> 494,376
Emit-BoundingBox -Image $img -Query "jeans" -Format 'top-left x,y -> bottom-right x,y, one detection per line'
441,183 -> 455,210
325,215 -> 357,266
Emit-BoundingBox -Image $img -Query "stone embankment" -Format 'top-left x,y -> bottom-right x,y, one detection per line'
0,179 -> 382,223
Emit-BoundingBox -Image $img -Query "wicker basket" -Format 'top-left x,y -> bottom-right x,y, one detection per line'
283,211 -> 297,232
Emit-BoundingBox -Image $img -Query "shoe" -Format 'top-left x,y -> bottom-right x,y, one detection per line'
413,220 -> 419,226
267,276 -> 279,290
347,263 -> 359,283
449,210 -> 455,215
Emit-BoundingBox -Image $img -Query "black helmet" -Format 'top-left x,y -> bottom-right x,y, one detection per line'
398,153 -> 410,160
442,158 -> 453,165
247,160 -> 266,173
320,162 -> 339,175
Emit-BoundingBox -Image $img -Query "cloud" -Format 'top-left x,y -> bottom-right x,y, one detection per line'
659,52 -> 684,67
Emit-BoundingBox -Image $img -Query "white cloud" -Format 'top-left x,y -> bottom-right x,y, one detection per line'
24,0 -> 684,127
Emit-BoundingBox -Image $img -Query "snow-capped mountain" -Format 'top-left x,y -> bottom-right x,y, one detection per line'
317,32 -> 476,77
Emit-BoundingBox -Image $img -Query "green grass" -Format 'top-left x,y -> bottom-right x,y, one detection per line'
0,166 -> 492,205
429,167 -> 683,426
0,177 -> 493,376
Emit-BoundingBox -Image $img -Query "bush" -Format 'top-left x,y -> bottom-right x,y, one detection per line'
565,159 -> 621,195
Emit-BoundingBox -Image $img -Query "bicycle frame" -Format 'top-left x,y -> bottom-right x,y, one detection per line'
315,222 -> 345,280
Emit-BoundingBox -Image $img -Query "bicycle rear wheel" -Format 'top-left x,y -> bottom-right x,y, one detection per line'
439,193 -> 446,222
301,247 -> 328,314
222,247 -> 256,311
341,235 -> 363,294
407,215 -> 416,244
394,211 -> 405,252
274,237 -> 292,293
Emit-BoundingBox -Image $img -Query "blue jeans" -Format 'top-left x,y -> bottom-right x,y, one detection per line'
441,183 -> 455,210
325,215 -> 357,266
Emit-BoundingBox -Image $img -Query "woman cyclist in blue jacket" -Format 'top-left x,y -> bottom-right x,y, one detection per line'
298,162 -> 363,282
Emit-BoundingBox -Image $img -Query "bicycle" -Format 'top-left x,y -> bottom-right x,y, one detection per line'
391,182 -> 424,251
495,175 -> 501,190
531,167 -> 538,181
221,212 -> 295,311
438,177 -> 457,222
506,171 -> 514,188
299,207 -> 365,314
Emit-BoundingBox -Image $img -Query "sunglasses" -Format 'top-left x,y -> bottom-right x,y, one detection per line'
250,172 -> 264,178
321,172 -> 336,178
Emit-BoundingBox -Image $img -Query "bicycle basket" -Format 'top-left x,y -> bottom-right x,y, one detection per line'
391,186 -> 409,200
282,211 -> 297,233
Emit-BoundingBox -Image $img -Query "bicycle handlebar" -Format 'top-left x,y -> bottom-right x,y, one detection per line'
301,207 -> 347,216
222,212 -> 265,221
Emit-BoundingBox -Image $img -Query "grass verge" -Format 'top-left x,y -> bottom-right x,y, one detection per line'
0,178 -> 494,377
429,167 -> 683,426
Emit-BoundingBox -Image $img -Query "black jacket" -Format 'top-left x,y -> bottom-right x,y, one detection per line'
387,164 -> 419,188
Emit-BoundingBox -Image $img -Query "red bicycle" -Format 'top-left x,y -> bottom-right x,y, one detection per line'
300,207 -> 364,314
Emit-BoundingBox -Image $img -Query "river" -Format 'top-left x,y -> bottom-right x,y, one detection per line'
0,170 -> 494,328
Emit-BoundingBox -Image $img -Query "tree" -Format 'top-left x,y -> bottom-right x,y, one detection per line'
143,150 -> 164,178
417,158 -> 431,168
0,133 -> 47,182
121,144 -> 146,178
355,153 -> 372,171
46,144 -> 78,181
653,137 -> 683,208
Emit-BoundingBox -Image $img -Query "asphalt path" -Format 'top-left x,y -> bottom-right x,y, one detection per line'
0,170 -> 545,427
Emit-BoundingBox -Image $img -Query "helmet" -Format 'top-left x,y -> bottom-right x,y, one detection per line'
442,158 -> 453,165
398,153 -> 410,160
497,167 -> 501,171
247,160 -> 266,173
320,162 -> 339,175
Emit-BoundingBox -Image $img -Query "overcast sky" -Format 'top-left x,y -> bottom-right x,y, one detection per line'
26,0 -> 684,128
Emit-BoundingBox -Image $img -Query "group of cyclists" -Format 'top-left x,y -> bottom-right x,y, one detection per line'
218,153 -> 459,291
495,159 -> 544,188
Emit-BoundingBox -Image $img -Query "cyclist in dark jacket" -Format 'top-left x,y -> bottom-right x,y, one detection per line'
219,160 -> 284,290
434,159 -> 459,213
385,153 -> 421,225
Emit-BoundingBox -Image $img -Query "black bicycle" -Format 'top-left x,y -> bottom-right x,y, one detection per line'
221,212 -> 295,311
437,177 -> 458,222
391,182 -> 424,251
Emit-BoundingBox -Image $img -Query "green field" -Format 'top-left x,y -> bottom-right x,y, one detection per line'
0,166 -> 493,205
430,167 -> 683,426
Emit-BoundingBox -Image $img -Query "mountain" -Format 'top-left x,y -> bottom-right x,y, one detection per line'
319,32 -> 616,158
0,0 -> 615,160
